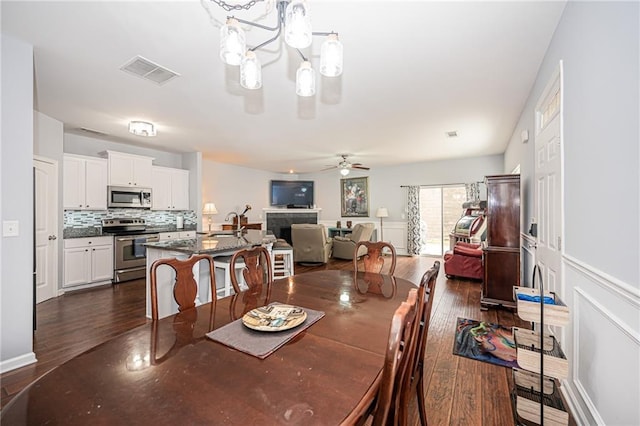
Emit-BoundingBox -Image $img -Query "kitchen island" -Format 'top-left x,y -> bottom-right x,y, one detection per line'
145,230 -> 276,319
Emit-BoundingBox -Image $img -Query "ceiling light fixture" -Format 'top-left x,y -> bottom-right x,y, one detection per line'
215,0 -> 343,96
340,167 -> 350,176
128,121 -> 156,137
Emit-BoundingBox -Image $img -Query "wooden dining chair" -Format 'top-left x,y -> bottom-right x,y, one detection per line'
343,289 -> 418,426
230,246 -> 273,294
353,241 -> 397,275
149,254 -> 216,321
397,260 -> 441,425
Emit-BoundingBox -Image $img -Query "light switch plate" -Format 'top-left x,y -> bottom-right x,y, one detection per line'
3,220 -> 19,237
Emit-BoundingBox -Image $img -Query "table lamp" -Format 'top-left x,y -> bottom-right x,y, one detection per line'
376,207 -> 389,242
203,203 -> 218,232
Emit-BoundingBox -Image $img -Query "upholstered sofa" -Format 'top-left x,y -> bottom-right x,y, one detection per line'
291,224 -> 333,264
443,241 -> 484,280
331,223 -> 376,260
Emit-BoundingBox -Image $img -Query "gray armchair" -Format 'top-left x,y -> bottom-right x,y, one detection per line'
291,224 -> 333,264
331,223 -> 376,260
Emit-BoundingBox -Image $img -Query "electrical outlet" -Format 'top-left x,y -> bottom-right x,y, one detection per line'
3,220 -> 19,237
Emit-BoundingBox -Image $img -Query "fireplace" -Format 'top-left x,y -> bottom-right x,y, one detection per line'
265,210 -> 319,244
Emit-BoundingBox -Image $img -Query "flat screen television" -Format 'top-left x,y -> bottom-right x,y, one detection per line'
270,180 -> 314,207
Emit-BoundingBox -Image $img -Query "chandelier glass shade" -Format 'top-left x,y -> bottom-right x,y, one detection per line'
284,0 -> 312,49
320,33 -> 343,77
216,0 -> 342,96
219,18 -> 246,66
296,61 -> 316,97
241,51 -> 262,89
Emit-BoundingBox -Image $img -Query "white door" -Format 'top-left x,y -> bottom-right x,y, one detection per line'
534,62 -> 564,310
34,157 -> 58,303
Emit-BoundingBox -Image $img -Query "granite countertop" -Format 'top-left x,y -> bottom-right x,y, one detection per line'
63,225 -> 198,239
144,230 -> 277,255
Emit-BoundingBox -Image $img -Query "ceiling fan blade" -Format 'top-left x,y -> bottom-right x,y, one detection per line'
321,165 -> 338,171
352,165 -> 370,170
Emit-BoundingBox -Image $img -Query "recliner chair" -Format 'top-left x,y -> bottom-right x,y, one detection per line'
291,224 -> 333,264
331,223 -> 375,260
443,241 -> 484,280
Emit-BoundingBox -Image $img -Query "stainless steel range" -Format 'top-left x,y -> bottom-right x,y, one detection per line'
102,218 -> 159,283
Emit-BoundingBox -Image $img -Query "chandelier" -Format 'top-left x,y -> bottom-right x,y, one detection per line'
213,0 -> 343,96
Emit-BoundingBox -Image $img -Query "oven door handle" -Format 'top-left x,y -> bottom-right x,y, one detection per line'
115,235 -> 160,242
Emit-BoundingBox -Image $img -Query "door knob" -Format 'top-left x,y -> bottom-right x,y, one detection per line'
48,235 -> 57,240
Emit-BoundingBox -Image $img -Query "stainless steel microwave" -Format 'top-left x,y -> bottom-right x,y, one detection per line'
107,186 -> 152,209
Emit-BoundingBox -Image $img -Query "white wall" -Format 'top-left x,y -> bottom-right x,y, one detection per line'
201,159 -> 276,228
64,133 -> 184,168
504,2 -> 639,424
202,154 -> 504,234
0,35 -> 37,372
307,154 -> 503,221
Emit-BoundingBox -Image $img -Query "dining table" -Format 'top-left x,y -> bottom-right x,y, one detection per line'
1,270 -> 417,425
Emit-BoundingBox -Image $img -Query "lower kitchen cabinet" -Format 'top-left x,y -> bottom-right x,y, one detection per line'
158,231 -> 196,241
63,236 -> 114,289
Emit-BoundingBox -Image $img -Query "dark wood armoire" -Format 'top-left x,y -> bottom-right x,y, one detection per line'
481,174 -> 520,310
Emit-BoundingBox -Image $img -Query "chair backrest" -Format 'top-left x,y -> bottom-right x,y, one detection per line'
397,260 -> 440,423
291,223 -> 330,263
149,254 -> 216,320
373,288 -> 418,426
230,246 -> 273,294
348,222 -> 375,243
353,241 -> 397,275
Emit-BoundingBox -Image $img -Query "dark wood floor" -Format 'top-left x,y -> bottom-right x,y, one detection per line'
0,255 -> 529,424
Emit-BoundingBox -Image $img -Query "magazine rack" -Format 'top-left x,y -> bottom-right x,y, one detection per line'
511,265 -> 569,426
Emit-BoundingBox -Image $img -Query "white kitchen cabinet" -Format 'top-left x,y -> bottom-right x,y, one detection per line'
159,231 -> 196,241
63,236 -> 114,288
63,154 -> 108,210
151,166 -> 190,210
105,150 -> 153,188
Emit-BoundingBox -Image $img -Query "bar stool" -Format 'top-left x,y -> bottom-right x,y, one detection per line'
271,240 -> 294,280
213,256 -> 246,297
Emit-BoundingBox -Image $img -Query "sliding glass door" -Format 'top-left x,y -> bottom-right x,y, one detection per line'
419,185 -> 467,256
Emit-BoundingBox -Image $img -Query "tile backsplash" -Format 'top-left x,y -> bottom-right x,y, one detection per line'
64,209 -> 197,229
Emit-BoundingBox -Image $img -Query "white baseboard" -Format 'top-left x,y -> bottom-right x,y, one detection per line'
0,351 -> 37,374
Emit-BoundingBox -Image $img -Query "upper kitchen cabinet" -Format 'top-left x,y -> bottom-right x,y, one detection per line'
152,166 -> 190,210
104,150 -> 153,188
63,154 -> 107,210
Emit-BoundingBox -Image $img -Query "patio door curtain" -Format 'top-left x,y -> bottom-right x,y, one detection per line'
406,186 -> 421,255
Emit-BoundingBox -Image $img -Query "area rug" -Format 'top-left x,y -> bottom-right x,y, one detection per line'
452,317 -> 519,368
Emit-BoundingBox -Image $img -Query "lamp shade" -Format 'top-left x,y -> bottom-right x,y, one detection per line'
203,203 -> 218,215
376,207 -> 389,218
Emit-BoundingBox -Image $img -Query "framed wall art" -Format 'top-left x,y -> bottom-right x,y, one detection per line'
340,176 -> 369,217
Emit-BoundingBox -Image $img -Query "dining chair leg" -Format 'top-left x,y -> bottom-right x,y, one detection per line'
417,374 -> 428,426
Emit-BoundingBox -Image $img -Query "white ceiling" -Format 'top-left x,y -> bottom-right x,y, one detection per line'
2,0 -> 566,174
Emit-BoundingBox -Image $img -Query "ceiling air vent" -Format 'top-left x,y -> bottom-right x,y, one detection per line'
78,127 -> 109,137
120,55 -> 180,85
446,131 -> 458,138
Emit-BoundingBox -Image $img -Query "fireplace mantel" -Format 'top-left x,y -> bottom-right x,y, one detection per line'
263,208 -> 322,214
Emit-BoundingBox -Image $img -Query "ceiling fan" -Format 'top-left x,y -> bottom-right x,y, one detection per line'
323,154 -> 370,176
